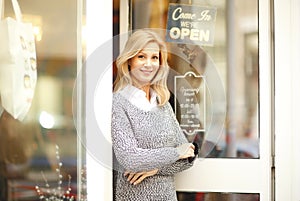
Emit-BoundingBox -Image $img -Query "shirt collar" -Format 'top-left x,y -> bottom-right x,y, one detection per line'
120,85 -> 158,108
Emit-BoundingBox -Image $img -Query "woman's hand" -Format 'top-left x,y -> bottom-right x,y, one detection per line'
176,143 -> 195,159
124,169 -> 159,185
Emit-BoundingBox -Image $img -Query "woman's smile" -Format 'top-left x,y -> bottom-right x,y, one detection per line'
140,68 -> 154,74
129,42 -> 160,87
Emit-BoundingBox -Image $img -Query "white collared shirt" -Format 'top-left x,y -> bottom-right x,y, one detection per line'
119,85 -> 158,111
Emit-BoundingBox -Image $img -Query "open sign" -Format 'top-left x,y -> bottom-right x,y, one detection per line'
166,4 -> 217,46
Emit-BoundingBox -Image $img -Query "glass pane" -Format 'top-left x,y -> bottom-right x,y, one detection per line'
177,192 -> 260,201
120,0 -> 259,158
0,0 -> 85,200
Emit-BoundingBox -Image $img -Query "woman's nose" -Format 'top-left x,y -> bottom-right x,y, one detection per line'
144,59 -> 151,67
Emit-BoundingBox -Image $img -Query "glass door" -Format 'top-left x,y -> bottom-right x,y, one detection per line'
113,0 -> 273,200
0,0 -> 85,200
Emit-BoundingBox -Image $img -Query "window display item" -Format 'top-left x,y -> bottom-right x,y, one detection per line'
0,0 -> 37,121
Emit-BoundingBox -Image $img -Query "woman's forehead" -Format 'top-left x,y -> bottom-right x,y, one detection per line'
140,42 -> 160,53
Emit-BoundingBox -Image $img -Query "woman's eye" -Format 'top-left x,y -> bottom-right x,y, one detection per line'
137,55 -> 144,59
153,56 -> 159,60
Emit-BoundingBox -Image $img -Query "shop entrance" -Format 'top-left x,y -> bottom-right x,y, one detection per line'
114,0 -> 273,200
85,0 -> 300,200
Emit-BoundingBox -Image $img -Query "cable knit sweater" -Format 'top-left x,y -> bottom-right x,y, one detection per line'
111,92 -> 193,201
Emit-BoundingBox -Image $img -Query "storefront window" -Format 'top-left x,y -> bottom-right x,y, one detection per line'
114,0 -> 259,159
0,0 -> 85,200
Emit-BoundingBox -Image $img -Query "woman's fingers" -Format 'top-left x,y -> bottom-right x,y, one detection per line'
124,171 -> 130,177
177,143 -> 196,159
124,171 -> 144,184
124,169 -> 159,185
132,174 -> 147,185
130,172 -> 144,184
177,143 -> 190,158
127,172 -> 137,182
184,146 -> 195,158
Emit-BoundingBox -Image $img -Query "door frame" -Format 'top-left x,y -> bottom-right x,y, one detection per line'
274,0 -> 300,200
84,0 -> 300,200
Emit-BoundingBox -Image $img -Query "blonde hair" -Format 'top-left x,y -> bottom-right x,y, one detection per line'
113,29 -> 170,106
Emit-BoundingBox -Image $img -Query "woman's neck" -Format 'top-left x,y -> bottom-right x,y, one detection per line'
131,80 -> 151,101
140,85 -> 151,101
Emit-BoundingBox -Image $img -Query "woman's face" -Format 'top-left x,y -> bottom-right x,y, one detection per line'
129,42 -> 160,87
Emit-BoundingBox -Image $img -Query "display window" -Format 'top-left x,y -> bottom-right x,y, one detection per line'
0,0 -> 86,200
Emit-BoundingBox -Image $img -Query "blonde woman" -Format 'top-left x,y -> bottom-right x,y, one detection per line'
112,29 -> 197,201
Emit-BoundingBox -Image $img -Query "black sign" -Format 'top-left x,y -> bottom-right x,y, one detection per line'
166,4 -> 217,46
174,72 -> 206,135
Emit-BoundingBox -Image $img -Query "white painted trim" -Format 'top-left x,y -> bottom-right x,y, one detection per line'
119,0 -> 129,50
86,1 -> 113,201
176,159 -> 270,194
274,0 -> 300,200
290,1 -> 300,199
76,0 -> 84,200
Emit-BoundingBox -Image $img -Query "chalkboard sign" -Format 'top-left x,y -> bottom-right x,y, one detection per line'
174,72 -> 206,135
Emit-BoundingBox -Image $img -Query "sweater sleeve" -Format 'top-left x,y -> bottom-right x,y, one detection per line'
157,159 -> 194,175
111,100 -> 180,173
157,103 -> 196,175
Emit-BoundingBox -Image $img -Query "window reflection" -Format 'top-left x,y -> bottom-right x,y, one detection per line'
0,0 -> 82,200
126,0 -> 259,158
177,191 -> 260,201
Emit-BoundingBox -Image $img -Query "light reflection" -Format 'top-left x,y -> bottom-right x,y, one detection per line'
23,14 -> 43,42
39,111 -> 55,129
33,26 -> 42,41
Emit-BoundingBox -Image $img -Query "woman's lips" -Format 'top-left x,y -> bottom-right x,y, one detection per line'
140,69 -> 153,74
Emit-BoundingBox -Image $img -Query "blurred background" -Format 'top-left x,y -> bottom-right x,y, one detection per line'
0,0 -> 85,200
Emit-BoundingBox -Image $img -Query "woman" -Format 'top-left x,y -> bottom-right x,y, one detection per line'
112,29 -> 197,201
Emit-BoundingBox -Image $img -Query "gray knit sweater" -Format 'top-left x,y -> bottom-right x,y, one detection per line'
111,92 -> 193,201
